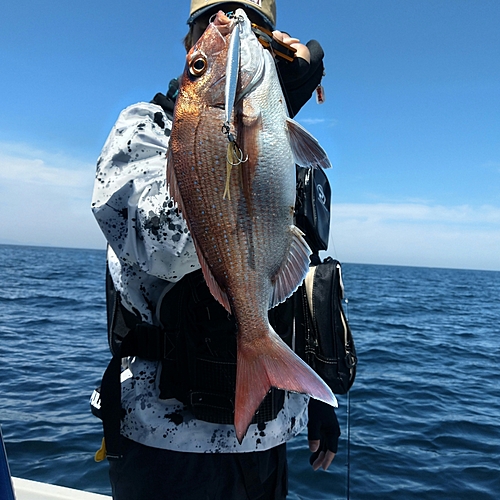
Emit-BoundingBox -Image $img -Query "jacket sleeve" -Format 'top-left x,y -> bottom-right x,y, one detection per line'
92,102 -> 200,282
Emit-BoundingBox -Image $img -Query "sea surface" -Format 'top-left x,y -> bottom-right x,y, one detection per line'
1,244 -> 499,499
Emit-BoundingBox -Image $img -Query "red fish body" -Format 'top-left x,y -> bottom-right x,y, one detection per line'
168,9 -> 336,442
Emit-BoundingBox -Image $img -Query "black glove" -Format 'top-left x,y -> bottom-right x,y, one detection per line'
151,78 -> 180,120
307,399 -> 341,470
277,39 -> 325,118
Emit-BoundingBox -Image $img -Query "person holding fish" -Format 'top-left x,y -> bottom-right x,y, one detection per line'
91,1 -> 340,498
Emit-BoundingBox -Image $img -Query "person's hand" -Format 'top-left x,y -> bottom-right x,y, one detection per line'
307,399 -> 341,471
272,31 -> 311,63
271,33 -> 325,117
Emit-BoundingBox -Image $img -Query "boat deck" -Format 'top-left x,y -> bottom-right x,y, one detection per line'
12,477 -> 111,500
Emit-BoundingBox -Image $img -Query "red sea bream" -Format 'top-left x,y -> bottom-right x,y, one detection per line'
167,9 -> 337,442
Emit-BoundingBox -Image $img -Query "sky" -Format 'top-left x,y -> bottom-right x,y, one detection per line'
0,0 -> 499,271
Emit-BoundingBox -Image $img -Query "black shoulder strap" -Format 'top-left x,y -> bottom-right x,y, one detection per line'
100,267 -> 175,459
99,353 -> 123,459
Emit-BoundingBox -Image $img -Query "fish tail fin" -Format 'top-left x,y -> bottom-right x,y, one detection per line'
234,328 -> 337,443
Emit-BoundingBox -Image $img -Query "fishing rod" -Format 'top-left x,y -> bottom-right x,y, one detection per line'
0,426 -> 15,500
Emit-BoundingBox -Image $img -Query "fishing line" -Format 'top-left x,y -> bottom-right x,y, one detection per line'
346,389 -> 352,500
344,296 -> 352,500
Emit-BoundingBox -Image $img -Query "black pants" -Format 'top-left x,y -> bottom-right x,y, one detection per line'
109,438 -> 288,500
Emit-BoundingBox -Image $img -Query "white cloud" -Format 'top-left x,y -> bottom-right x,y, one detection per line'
481,160 -> 500,174
328,202 -> 500,271
0,156 -> 87,188
332,202 -> 500,226
0,141 -> 106,249
298,118 -> 338,127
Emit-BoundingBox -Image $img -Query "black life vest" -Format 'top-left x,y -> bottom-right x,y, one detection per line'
97,266 -> 299,458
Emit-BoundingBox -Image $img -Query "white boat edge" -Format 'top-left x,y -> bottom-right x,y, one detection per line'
12,477 -> 111,500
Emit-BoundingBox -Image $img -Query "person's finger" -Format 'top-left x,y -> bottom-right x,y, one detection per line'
290,43 -> 310,62
272,31 -> 310,62
311,450 -> 325,471
308,439 -> 320,453
321,450 -> 336,471
272,30 -> 300,45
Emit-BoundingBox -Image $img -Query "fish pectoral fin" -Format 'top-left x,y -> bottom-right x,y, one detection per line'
286,118 -> 332,170
234,328 -> 337,444
269,225 -> 311,308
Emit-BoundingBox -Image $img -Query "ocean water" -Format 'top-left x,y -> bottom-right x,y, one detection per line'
1,244 -> 499,499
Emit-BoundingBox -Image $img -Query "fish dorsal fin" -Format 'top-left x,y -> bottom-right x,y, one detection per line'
166,148 -> 232,313
286,118 -> 332,170
270,225 -> 311,308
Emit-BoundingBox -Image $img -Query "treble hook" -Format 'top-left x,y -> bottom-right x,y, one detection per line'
222,122 -> 248,200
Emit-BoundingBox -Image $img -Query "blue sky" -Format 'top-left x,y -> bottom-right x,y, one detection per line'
1,0 -> 499,270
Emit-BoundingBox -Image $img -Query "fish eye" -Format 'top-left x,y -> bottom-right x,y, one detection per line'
189,54 -> 207,77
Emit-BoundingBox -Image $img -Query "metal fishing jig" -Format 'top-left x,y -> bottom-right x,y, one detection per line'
222,13 -> 248,200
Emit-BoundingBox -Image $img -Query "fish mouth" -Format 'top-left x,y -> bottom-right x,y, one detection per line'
211,10 -> 235,36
